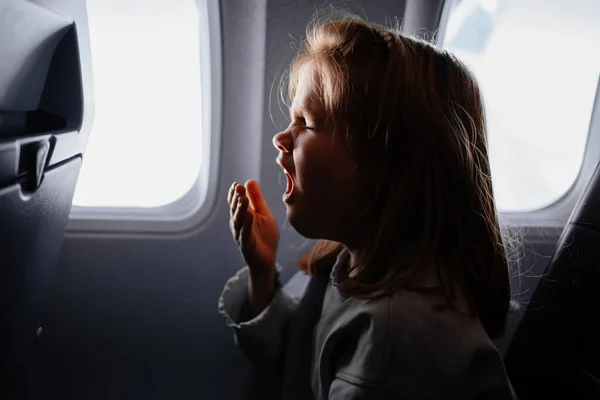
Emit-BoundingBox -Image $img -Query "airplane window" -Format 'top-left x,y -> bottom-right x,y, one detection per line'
443,0 -> 600,212
72,0 -> 203,208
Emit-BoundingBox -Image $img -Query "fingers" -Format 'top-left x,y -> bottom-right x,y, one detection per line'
229,183 -> 246,218
245,179 -> 270,215
228,181 -> 260,249
228,182 -> 244,205
232,195 -> 249,244
229,181 -> 250,244
227,182 -> 237,206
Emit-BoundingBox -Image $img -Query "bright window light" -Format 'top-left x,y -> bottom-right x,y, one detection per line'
443,0 -> 600,212
73,0 -> 203,208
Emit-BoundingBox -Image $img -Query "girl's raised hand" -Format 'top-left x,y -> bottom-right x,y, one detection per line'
228,180 -> 279,281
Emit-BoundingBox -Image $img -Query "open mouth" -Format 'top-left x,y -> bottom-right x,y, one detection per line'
283,170 -> 295,202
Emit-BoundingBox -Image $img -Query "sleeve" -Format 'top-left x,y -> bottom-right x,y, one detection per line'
218,266 -> 297,369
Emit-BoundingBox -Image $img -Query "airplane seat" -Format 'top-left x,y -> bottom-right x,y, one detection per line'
503,161 -> 600,399
0,2 -> 87,397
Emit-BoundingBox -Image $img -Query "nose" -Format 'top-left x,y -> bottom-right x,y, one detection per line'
272,130 -> 291,153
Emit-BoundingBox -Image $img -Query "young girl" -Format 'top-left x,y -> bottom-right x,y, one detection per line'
219,15 -> 517,400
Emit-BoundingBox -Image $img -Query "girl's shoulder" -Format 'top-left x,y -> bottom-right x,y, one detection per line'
329,289 -> 512,398
339,284 -> 491,351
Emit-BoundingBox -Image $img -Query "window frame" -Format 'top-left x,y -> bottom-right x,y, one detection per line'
437,0 -> 600,228
66,0 -> 222,234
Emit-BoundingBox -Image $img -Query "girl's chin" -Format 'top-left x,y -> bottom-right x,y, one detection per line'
284,205 -> 320,239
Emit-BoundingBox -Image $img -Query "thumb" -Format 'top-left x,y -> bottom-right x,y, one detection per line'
245,179 -> 270,215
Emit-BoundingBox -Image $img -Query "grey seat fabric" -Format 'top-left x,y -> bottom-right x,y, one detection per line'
503,162 -> 600,399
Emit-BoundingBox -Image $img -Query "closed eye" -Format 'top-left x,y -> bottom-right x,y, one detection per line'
298,117 -> 315,131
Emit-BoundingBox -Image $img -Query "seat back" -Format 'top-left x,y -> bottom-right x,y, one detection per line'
504,161 -> 600,399
0,1 -> 88,396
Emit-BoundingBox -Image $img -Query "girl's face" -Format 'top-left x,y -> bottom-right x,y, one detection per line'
273,62 -> 367,244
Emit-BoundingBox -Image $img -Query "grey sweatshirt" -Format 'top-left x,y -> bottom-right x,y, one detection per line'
219,249 -> 517,399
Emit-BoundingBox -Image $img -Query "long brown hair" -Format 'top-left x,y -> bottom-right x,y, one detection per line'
287,15 -> 510,339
